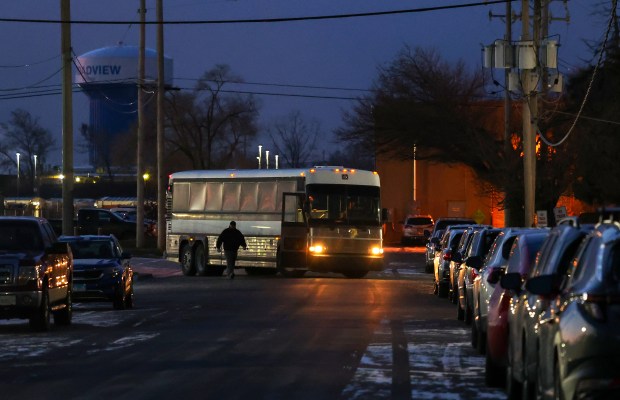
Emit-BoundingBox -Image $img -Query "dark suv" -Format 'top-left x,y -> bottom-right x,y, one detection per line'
0,217 -> 73,331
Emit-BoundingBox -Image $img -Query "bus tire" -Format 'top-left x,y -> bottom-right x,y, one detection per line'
276,250 -> 306,278
195,244 -> 207,276
180,243 -> 196,276
343,270 -> 368,279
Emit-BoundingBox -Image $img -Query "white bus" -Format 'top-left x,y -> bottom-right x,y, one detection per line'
165,166 -> 385,278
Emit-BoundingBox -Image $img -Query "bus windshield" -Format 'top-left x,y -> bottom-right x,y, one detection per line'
306,184 -> 381,226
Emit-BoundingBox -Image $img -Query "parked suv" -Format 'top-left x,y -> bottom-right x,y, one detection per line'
0,216 -> 73,331
401,214 -> 434,246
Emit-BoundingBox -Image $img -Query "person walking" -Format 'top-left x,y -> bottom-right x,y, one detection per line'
216,221 -> 247,279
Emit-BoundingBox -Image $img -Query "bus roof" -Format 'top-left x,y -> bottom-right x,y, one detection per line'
170,167 -> 380,186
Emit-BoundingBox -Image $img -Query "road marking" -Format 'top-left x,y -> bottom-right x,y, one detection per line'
342,320 -> 505,399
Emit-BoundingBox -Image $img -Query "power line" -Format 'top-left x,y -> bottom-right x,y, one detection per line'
0,1 -> 513,25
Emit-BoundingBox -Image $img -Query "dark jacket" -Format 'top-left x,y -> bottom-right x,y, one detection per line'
216,227 -> 247,251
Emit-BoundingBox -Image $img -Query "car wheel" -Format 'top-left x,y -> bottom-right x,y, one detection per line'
553,357 -> 564,400
30,286 -> 51,332
471,319 -> 479,349
506,340 -> 522,399
433,281 -> 438,295
477,329 -> 486,355
180,243 -> 196,276
53,289 -> 72,326
457,301 -> 465,320
425,261 -> 433,273
194,244 -> 207,276
113,284 -> 126,310
464,296 -> 473,325
438,282 -> 449,298
485,341 -> 505,387
125,285 -> 134,309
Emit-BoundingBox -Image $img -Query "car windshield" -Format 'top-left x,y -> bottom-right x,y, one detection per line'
0,221 -> 44,252
306,184 -> 381,226
406,217 -> 433,225
64,240 -> 116,259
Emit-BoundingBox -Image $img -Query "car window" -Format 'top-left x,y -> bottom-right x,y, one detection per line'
0,222 -> 43,252
568,237 -> 598,289
506,240 -> 522,273
406,217 -> 433,225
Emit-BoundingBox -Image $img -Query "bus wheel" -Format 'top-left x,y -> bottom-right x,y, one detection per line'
276,250 -> 306,278
180,243 -> 196,276
194,244 -> 207,276
343,271 -> 368,279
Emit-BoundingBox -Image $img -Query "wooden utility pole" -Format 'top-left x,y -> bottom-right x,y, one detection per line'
156,0 -> 166,251
61,0 -> 74,235
136,0 -> 146,247
503,0 -> 513,226
521,0 -> 541,228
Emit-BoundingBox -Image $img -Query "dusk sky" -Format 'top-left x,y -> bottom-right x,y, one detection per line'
0,0 -> 608,168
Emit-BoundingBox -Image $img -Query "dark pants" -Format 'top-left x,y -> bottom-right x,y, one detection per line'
224,250 -> 238,275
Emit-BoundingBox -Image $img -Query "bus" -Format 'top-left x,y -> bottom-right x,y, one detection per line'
165,166 -> 385,278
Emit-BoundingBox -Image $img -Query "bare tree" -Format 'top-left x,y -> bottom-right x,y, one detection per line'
0,109 -> 55,185
338,46 -> 576,226
268,110 -> 321,168
164,64 -> 259,170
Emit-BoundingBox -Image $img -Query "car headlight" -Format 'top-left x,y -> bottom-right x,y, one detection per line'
18,265 -> 41,284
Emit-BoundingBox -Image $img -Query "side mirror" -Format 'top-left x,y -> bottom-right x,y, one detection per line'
452,252 -> 463,263
487,267 -> 505,284
430,237 -> 440,245
381,208 -> 389,223
466,255 -> 483,270
500,272 -> 522,291
424,230 -> 431,238
525,274 -> 561,297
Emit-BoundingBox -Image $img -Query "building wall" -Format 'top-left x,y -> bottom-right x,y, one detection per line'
378,157 -> 504,244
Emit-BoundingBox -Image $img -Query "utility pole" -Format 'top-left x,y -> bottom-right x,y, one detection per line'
503,0 -> 513,226
136,0 -> 146,248
156,0 -> 166,251
61,0 -> 74,236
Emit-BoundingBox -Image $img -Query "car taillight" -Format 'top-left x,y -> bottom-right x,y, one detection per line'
470,268 -> 478,281
443,250 -> 452,261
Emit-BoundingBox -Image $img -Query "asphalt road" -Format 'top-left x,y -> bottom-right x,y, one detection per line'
0,248 -> 505,400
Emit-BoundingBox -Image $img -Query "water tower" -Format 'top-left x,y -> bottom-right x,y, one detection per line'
75,44 -> 173,169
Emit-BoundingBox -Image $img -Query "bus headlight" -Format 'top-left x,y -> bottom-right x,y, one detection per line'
370,247 -> 384,255
309,244 -> 326,254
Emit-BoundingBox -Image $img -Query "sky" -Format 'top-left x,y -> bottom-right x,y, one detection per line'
0,0 -> 609,169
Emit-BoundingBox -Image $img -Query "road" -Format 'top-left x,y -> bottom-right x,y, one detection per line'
0,247 -> 505,400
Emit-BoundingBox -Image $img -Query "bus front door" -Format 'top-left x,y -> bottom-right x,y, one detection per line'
278,192 -> 307,276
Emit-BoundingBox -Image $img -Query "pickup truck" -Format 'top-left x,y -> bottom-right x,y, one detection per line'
50,208 -> 156,239
0,216 -> 73,331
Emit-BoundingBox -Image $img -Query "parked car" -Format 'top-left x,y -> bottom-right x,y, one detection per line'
471,228 -> 537,354
456,227 -> 501,324
449,225 -> 490,304
485,230 -> 549,387
0,216 -> 73,331
59,235 -> 134,310
526,222 -> 620,400
424,229 -> 445,273
503,223 -> 592,399
433,227 -> 467,298
401,214 -> 434,246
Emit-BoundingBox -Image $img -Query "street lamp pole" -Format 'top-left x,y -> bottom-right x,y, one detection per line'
16,152 -> 20,196
33,154 -> 38,194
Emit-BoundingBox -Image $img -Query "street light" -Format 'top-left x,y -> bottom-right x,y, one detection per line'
258,144 -> 262,169
33,155 -> 37,180
16,152 -> 20,196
